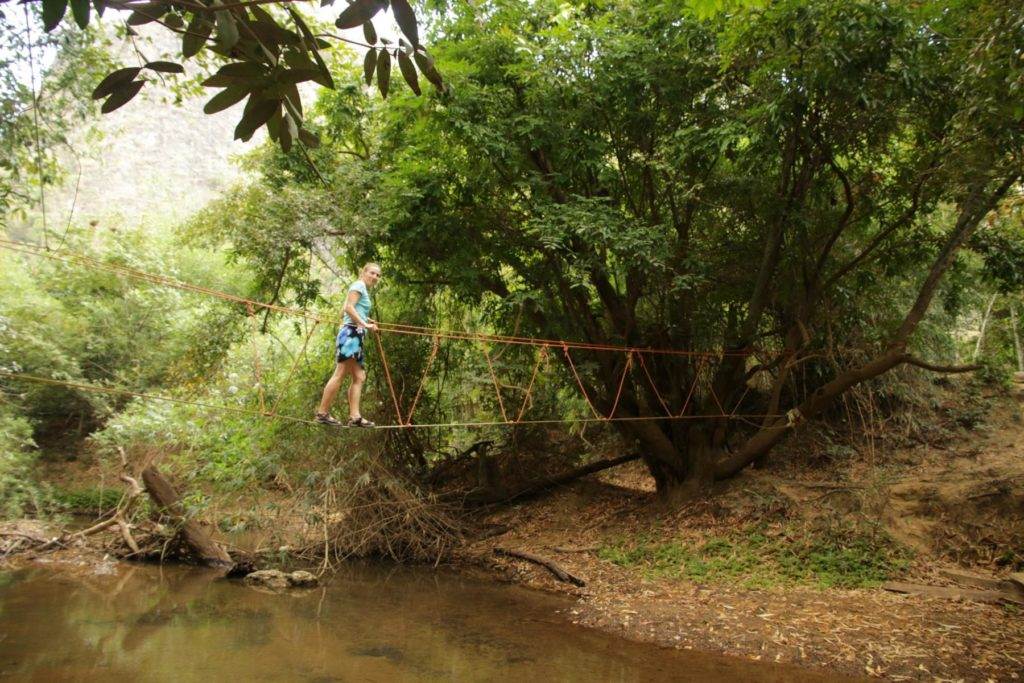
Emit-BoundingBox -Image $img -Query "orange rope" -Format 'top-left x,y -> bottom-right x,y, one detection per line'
0,239 -> 320,322
377,320 -> 744,357
371,330 -> 403,425
705,363 -> 728,417
0,370 -> 784,428
269,319 -> 320,416
514,345 -> 548,423
677,355 -> 705,418
404,335 -> 440,425
562,344 -> 604,420
0,238 -> 751,359
606,352 -> 633,420
728,380 -> 754,418
0,238 -> 792,430
636,352 -> 673,417
480,343 -> 508,422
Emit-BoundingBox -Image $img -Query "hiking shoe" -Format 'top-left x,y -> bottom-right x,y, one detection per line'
348,416 -> 376,428
315,412 -> 343,426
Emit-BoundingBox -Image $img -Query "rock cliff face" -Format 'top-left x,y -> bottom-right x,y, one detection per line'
57,88 -> 259,227
40,26 -> 262,231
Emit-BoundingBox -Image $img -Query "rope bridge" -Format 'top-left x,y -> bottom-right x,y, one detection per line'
0,238 -> 780,429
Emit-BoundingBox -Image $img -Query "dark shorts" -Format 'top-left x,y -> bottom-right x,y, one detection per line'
336,324 -> 366,366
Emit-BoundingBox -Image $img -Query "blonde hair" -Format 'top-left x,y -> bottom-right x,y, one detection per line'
361,262 -> 382,275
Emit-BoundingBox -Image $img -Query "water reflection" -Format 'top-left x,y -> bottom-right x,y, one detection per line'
0,562 -> 838,681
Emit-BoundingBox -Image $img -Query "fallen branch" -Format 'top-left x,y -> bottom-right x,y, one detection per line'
494,547 -> 586,587
903,355 -> 982,374
883,581 -> 1023,605
142,465 -> 233,568
36,467 -> 144,552
469,453 -> 640,505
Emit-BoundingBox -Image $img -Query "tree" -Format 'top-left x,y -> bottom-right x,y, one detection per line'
0,4 -> 114,222
326,0 -> 1022,495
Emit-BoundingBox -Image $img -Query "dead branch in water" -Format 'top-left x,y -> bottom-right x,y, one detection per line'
494,547 -> 586,587
142,465 -> 233,568
35,448 -> 144,553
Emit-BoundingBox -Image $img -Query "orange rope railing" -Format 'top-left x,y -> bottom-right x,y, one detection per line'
0,238 -> 785,429
0,370 -> 786,429
0,238 -> 749,359
403,335 -> 440,425
480,343 -> 509,422
514,345 -> 548,423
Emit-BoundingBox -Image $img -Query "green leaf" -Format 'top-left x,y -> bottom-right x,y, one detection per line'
390,0 -> 418,47
278,68 -> 317,84
298,128 -> 320,148
144,61 -> 185,74
376,49 -> 391,98
285,84 -> 303,118
362,21 -> 377,45
397,51 -> 420,95
215,8 -> 239,50
283,50 -> 316,70
202,62 -> 267,87
413,47 -> 443,90
127,3 -> 167,25
203,86 -> 249,114
42,0 -> 68,32
279,113 -> 297,152
288,7 -> 334,90
249,7 -> 300,48
234,98 -> 278,141
92,0 -> 106,17
70,0 -> 90,28
278,68 -> 331,89
182,14 -> 214,58
363,49 -> 377,86
202,74 -> 241,87
335,0 -> 386,30
217,62 -> 266,77
92,67 -> 142,100
163,13 -> 184,29
101,80 -> 145,114
266,107 -> 281,141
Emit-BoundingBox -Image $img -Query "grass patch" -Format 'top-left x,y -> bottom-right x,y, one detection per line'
49,486 -> 124,514
599,523 -> 911,589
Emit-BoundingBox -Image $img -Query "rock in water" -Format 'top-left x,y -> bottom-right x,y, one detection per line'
243,569 -> 291,590
287,571 -> 318,587
242,569 -> 319,589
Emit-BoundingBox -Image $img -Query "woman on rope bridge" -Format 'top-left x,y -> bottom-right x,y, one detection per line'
315,263 -> 382,427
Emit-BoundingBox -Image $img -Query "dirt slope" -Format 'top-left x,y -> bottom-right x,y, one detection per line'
459,397 -> 1024,681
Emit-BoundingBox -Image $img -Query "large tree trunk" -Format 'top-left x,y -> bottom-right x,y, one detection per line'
714,174 -> 1018,480
142,466 -> 233,568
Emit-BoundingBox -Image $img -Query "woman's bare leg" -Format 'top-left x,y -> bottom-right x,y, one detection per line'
344,359 -> 367,419
317,362 -> 348,415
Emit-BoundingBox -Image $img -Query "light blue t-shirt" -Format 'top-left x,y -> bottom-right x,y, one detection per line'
342,279 -> 372,326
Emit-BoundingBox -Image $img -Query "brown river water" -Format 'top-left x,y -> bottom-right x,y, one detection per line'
0,560 -> 838,681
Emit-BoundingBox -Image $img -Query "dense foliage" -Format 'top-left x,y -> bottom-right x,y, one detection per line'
2,0 -> 1023,516
240,0 -> 1023,491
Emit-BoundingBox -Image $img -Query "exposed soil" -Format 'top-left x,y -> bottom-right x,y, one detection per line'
455,396 -> 1024,681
